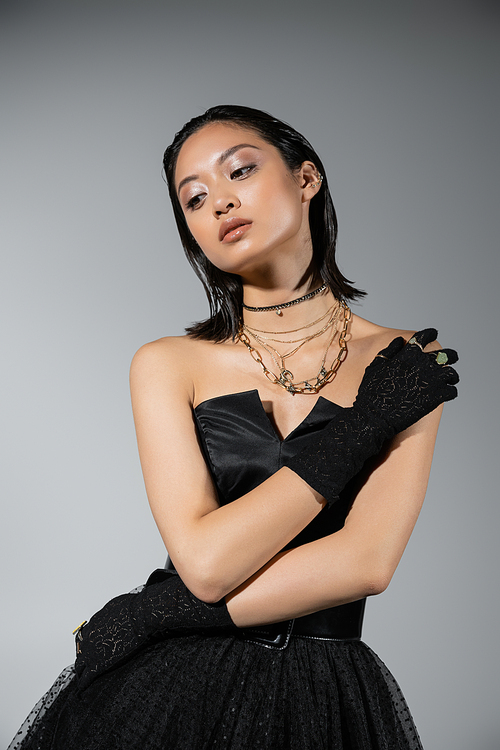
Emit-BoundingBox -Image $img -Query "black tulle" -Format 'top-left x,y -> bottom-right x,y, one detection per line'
10,390 -> 424,749
10,636 -> 422,749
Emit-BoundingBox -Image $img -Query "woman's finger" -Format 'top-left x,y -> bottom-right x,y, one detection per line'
430,348 -> 459,366
440,366 -> 460,385
441,384 -> 459,402
407,328 -> 438,350
376,336 -> 406,360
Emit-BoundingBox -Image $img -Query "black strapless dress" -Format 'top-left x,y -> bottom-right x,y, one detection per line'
10,390 -> 423,750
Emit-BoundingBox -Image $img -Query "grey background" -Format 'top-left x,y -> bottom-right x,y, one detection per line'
1,1 -> 498,747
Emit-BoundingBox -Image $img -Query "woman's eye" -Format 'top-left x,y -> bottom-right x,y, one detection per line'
230,164 -> 257,180
186,194 -> 205,211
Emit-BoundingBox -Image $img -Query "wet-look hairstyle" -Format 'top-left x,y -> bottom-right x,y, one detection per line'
163,105 -> 365,342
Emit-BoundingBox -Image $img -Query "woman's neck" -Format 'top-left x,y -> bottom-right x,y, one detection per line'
241,279 -> 337,333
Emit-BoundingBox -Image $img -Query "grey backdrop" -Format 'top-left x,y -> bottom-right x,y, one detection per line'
1,1 -> 499,747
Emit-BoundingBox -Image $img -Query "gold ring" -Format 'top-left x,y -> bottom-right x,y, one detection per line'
408,336 -> 424,351
435,351 -> 448,366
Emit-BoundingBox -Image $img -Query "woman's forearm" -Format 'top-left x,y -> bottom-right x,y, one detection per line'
225,531 -> 379,628
225,413 -> 440,626
172,468 -> 326,602
131,341 -> 326,602
169,408 -> 437,604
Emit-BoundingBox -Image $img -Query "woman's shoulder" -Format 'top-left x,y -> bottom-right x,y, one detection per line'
132,333 -> 209,363
130,335 -> 218,405
350,314 -> 441,356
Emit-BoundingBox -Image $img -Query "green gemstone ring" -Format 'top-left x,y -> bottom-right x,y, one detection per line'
408,336 -> 424,351
435,351 -> 448,366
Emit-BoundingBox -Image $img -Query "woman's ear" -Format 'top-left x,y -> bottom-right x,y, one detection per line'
298,161 -> 323,202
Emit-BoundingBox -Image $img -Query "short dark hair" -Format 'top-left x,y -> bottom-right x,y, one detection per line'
163,105 -> 365,341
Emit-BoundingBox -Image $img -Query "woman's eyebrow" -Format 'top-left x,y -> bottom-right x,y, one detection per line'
177,144 -> 261,195
217,143 -> 261,165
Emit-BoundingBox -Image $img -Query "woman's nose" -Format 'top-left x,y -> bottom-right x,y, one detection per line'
213,193 -> 241,217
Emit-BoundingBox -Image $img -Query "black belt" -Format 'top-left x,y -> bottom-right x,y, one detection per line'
239,598 -> 366,650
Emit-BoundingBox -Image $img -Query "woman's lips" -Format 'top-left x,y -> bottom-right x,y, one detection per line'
221,223 -> 252,243
219,217 -> 253,243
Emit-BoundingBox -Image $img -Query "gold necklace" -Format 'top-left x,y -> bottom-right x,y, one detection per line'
244,304 -> 337,336
242,304 -> 342,362
243,303 -> 339,344
238,300 -> 351,395
256,320 -> 339,385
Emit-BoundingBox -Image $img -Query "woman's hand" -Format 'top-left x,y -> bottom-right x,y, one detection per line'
74,569 -> 235,690
355,327 -> 459,434
285,329 -> 458,504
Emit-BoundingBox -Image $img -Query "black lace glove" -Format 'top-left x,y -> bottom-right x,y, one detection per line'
74,569 -> 235,690
285,329 -> 459,504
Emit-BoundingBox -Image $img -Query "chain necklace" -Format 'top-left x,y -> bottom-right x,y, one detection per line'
238,299 -> 351,395
253,318 -> 339,384
243,303 -> 338,344
242,303 -> 342,361
242,283 -> 327,316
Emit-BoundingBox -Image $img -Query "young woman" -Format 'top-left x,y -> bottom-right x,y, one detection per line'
10,105 -> 459,750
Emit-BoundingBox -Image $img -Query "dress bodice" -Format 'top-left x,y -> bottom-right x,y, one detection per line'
9,397 -> 422,750
13,394 -> 428,750
194,389 -> 354,547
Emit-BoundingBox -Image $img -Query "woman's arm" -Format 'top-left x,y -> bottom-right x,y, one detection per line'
131,333 -> 450,608
74,400 -> 442,688
130,338 -> 325,603
226,406 -> 442,626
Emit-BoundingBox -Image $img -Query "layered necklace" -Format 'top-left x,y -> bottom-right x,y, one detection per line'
238,292 -> 351,395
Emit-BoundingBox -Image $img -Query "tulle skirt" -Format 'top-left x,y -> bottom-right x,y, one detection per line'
9,633 -> 423,750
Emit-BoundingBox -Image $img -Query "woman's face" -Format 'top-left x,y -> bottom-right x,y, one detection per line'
174,123 -> 316,278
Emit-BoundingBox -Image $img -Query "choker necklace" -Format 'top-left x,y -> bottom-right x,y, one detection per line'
238,299 -> 351,395
242,283 -> 327,316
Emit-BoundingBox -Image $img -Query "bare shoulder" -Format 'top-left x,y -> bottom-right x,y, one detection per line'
350,314 -> 442,358
130,335 -> 212,406
131,334 -> 203,370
